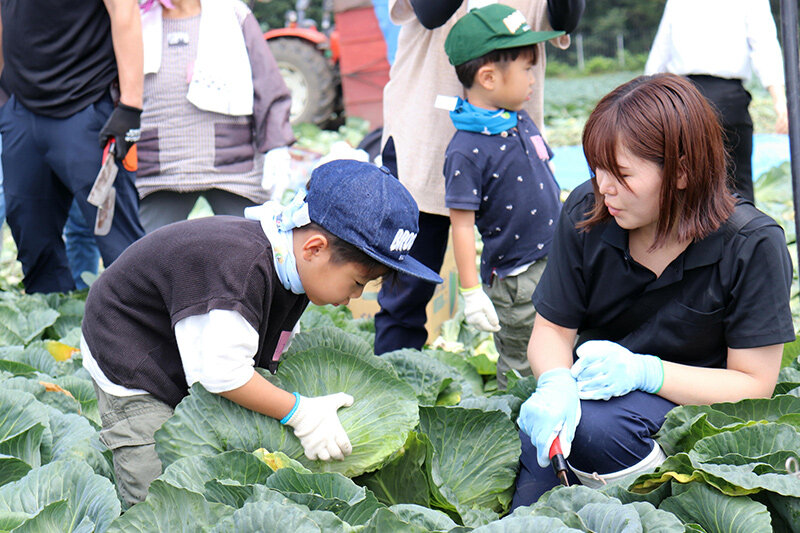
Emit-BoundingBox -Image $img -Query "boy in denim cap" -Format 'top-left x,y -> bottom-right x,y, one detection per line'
443,4 -> 563,388
80,160 -> 441,506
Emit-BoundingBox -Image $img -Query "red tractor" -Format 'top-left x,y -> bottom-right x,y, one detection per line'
264,0 -> 390,130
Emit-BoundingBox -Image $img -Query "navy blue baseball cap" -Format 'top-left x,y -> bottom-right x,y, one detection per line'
306,160 -> 443,284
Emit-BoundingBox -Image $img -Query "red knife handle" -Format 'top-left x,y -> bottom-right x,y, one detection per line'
549,437 -> 563,459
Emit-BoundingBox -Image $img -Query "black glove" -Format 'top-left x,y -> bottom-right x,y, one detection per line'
99,103 -> 142,159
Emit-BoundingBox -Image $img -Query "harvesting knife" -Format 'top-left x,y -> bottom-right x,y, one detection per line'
549,436 -> 570,486
88,140 -> 118,207
88,140 -> 118,235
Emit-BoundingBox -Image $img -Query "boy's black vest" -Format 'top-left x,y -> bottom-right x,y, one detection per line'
82,216 -> 308,407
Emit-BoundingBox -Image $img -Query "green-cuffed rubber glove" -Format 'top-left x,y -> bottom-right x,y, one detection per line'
517,367 -> 581,468
571,340 -> 664,400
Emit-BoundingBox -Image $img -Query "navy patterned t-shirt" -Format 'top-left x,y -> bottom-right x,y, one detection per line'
444,110 -> 562,284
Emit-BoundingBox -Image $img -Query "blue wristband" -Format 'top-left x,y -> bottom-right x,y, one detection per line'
280,392 -> 301,425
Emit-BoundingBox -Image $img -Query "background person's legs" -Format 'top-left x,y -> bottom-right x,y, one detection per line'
489,260 -> 547,389
138,191 -> 201,234
687,75 -> 754,201
0,134 -> 4,250
374,136 -> 451,354
723,118 -> 754,202
374,211 -> 450,354
204,189 -> 257,217
40,94 -> 145,276
1,96 -> 75,293
64,200 -> 100,289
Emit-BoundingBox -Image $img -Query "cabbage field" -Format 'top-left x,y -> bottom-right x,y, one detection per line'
0,287 -> 800,532
1,73 -> 799,532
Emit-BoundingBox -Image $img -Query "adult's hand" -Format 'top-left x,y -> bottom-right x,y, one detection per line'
768,84 -> 788,134
571,340 -> 663,400
99,103 -> 142,160
775,110 -> 788,135
517,367 -> 581,468
263,146 -> 292,200
283,392 -> 354,461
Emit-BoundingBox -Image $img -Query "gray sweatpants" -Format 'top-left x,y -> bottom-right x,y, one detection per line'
92,381 -> 174,507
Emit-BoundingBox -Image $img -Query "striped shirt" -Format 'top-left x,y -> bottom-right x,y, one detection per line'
137,15 -> 267,203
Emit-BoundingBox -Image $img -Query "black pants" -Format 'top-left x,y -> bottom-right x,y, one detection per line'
374,137 -> 450,354
512,391 -> 677,509
0,94 -> 144,293
687,75 -> 754,201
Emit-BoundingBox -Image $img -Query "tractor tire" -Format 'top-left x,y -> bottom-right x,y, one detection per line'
268,37 -> 339,128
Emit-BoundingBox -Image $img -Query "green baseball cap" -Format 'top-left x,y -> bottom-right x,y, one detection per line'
445,4 -> 564,66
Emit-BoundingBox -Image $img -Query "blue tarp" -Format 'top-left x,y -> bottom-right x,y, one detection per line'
550,133 -> 791,191
371,0 -> 400,64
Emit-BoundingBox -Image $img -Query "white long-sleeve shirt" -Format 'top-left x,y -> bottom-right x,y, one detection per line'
644,0 -> 784,88
83,310 -> 263,397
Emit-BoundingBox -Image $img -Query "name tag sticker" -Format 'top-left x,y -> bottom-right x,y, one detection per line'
167,31 -> 190,46
467,0 -> 498,11
434,95 -> 459,111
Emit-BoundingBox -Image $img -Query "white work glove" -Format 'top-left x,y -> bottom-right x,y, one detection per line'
282,392 -> 354,461
460,285 -> 501,332
263,147 -> 292,201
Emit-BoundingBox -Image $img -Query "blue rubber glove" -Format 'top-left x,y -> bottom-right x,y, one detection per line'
517,367 -> 581,468
571,340 -> 664,401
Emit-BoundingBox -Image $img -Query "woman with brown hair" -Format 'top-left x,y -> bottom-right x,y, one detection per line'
512,74 -> 794,507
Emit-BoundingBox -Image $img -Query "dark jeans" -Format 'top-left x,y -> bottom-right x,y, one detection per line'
374,136 -> 450,354
0,94 -> 144,293
64,200 -> 100,290
0,134 -> 4,224
687,75 -> 754,201
512,391 -> 677,509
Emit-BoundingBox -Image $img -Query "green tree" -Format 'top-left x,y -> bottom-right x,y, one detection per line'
549,0 -> 666,66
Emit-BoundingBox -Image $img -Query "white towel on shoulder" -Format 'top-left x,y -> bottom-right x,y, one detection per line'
142,0 -> 254,116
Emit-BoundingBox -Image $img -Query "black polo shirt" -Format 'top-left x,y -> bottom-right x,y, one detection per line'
532,181 -> 795,368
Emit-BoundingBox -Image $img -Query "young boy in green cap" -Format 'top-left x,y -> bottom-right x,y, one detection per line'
442,4 -> 564,388
80,159 -> 442,506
